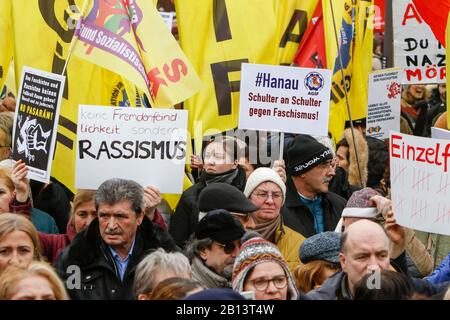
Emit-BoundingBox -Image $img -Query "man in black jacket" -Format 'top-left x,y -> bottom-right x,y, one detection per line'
281,134 -> 347,238
55,178 -> 178,300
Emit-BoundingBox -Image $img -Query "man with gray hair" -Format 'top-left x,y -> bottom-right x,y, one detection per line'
56,178 -> 178,300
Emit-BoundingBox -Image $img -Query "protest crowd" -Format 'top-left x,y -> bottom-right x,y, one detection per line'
1,0 -> 450,303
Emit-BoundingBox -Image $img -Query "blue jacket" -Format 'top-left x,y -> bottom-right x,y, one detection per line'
426,253 -> 450,284
31,208 -> 59,234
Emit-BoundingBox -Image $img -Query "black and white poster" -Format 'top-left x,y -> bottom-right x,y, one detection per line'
12,66 -> 65,183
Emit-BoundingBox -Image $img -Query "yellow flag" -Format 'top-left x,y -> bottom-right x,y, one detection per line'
9,0 -> 140,192
0,0 -> 13,93
175,0 -> 318,143
324,0 -> 374,142
73,0 -> 202,108
447,11 -> 450,130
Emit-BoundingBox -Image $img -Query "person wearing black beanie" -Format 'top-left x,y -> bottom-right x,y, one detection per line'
281,134 -> 347,238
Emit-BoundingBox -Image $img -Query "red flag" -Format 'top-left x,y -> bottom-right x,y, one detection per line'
293,1 -> 326,68
412,0 -> 450,47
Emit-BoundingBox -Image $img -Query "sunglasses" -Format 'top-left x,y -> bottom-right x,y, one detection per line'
215,241 -> 239,254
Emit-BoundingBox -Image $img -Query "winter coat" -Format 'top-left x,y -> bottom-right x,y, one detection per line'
426,253 -> 450,284
9,195 -> 59,234
169,166 -> 246,248
281,178 -> 347,238
341,128 -> 368,187
55,216 -> 178,300
39,222 -> 76,264
275,222 -> 305,272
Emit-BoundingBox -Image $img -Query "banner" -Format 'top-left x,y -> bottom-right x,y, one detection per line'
3,0 -> 143,192
175,0 -> 318,140
366,69 -> 402,140
293,1 -> 326,69
76,106 -> 187,193
412,0 -> 450,47
393,0 -> 446,84
390,132 -> 450,235
431,127 -> 450,140
374,0 -> 385,32
0,0 -> 12,92
448,11 -> 450,130
73,0 -> 202,108
12,67 -> 65,183
238,63 -> 331,136
323,0 -> 374,142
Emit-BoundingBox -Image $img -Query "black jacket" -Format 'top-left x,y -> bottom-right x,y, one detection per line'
55,216 -> 178,300
169,166 -> 246,248
281,177 -> 347,238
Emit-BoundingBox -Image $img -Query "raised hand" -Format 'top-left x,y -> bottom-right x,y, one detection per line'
12,159 -> 29,203
144,185 -> 162,220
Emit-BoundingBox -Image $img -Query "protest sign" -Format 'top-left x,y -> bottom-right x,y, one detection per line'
366,69 -> 402,140
238,63 -> 331,136
12,67 -> 65,183
390,131 -> 450,235
76,106 -> 187,193
431,127 -> 450,140
393,0 -> 446,84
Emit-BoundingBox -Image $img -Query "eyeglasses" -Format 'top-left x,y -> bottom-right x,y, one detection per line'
253,191 -> 283,201
249,275 -> 288,291
203,151 -> 227,161
316,159 -> 337,171
215,241 -> 239,254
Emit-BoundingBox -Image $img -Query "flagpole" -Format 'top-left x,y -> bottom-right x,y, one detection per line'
61,0 -> 90,76
329,0 -> 364,188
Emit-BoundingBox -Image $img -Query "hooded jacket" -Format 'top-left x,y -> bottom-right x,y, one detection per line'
169,166 -> 246,248
55,216 -> 178,300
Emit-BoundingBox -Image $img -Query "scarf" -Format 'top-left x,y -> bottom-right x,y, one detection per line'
191,256 -> 230,289
201,168 -> 239,186
252,215 -> 281,243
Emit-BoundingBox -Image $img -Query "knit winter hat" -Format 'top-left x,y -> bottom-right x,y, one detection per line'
195,209 -> 245,243
287,134 -> 333,176
243,167 -> 286,204
299,231 -> 341,264
199,183 -> 259,214
231,237 -> 298,300
341,187 -> 382,218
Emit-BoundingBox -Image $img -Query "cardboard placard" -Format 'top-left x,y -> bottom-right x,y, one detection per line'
12,66 -> 65,183
76,105 -> 188,193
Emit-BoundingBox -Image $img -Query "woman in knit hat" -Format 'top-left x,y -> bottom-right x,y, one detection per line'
244,167 -> 305,272
232,237 -> 299,300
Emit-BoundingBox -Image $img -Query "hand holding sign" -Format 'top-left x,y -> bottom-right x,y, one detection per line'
11,159 -> 29,203
144,185 -> 162,220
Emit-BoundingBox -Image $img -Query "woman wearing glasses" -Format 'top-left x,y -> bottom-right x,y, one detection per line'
244,167 -> 305,272
232,237 -> 300,300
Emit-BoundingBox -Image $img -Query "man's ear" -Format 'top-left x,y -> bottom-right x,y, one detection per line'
339,252 -> 346,272
199,247 -> 209,261
137,211 -> 144,225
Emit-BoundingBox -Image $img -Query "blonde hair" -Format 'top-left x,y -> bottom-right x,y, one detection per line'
69,189 -> 96,230
0,213 -> 41,262
293,260 -> 340,293
0,167 -> 14,194
0,261 -> 68,300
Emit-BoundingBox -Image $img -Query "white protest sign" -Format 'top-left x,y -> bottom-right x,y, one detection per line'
238,63 -> 331,136
366,69 -> 402,140
159,11 -> 175,31
393,0 -> 446,84
431,127 -> 450,140
12,66 -> 65,183
76,106 -> 187,193
390,131 -> 450,235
